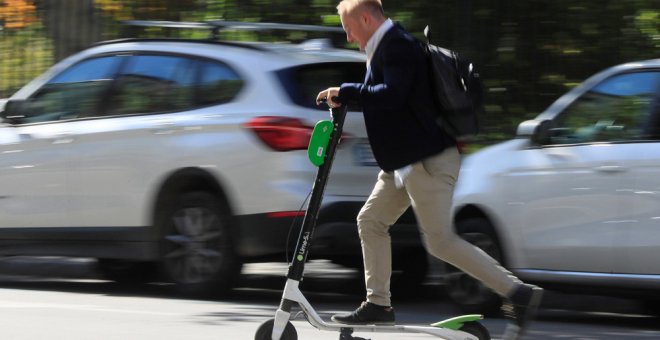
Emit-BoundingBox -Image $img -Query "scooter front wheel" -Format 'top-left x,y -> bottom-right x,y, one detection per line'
255,319 -> 298,340
459,321 -> 490,340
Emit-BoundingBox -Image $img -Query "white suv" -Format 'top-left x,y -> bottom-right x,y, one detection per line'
0,34 -> 430,295
447,59 -> 660,313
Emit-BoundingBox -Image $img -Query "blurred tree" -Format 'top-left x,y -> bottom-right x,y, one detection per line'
96,0 -> 197,21
0,0 -> 36,29
0,0 -> 51,98
31,0 -> 200,61
35,0 -> 100,61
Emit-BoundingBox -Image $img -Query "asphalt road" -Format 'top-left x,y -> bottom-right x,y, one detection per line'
0,257 -> 658,340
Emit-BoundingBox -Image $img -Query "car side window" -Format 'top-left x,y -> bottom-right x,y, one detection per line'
22,56 -> 122,123
276,62 -> 365,110
197,60 -> 243,106
106,55 -> 196,115
548,71 -> 660,145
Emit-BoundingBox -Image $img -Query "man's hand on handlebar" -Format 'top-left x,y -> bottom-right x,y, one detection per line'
316,87 -> 341,108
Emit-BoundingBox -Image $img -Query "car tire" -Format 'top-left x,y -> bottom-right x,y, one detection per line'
445,218 -> 503,315
158,191 -> 242,297
391,246 -> 429,296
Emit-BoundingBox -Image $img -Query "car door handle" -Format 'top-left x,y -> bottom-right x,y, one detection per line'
151,128 -> 177,135
51,133 -> 75,144
150,121 -> 177,135
52,137 -> 74,144
594,165 -> 626,174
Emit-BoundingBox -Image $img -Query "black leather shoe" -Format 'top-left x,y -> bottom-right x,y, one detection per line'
501,284 -> 544,340
331,301 -> 395,325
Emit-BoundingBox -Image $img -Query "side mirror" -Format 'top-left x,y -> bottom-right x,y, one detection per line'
531,120 -> 554,145
1,99 -> 29,124
516,119 -> 553,145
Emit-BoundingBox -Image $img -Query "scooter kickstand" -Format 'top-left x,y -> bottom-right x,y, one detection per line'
339,328 -> 369,340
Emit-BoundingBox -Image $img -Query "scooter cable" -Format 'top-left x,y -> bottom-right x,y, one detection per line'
285,188 -> 313,264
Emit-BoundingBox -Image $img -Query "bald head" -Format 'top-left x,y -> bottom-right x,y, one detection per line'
337,0 -> 385,19
336,0 -> 386,51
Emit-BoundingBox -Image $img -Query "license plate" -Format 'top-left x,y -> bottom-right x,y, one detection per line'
353,140 -> 377,166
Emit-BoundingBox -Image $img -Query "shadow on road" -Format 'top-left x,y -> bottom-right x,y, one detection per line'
0,255 -> 658,334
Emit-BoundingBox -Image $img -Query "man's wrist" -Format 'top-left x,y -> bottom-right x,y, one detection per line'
339,83 -> 362,102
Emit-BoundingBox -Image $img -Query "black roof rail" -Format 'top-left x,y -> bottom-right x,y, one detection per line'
92,37 -> 269,51
122,20 -> 344,40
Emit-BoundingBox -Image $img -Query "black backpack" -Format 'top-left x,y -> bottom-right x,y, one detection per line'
421,26 -> 483,139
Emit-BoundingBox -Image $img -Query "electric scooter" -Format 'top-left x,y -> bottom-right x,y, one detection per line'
255,101 -> 491,340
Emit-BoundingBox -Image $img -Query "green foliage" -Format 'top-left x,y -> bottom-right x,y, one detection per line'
0,23 -> 53,98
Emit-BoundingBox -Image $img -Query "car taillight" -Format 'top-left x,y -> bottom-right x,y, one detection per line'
267,211 -> 306,219
244,116 -> 313,151
456,140 -> 471,154
456,140 -> 465,154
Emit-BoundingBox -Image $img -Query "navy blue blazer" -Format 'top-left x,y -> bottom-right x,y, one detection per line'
338,24 -> 455,172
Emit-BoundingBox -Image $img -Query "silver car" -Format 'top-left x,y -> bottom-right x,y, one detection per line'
0,27 -> 430,295
448,59 -> 660,314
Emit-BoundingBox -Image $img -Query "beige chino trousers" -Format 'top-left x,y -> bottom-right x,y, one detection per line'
357,146 -> 519,306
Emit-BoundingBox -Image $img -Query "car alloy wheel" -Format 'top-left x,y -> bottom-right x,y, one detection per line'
160,191 -> 241,296
445,218 -> 503,315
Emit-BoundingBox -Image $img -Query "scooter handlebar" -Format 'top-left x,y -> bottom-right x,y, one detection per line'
317,96 -> 341,105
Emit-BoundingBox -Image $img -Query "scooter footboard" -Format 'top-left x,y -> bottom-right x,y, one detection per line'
282,279 -> 479,340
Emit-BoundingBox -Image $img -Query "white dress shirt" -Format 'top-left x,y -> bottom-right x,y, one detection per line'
365,19 -> 393,68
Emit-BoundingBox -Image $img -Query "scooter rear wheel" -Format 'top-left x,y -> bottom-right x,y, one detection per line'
459,321 -> 490,340
255,319 -> 298,340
